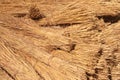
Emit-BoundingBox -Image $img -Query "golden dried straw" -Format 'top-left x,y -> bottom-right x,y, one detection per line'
38,0 -> 120,26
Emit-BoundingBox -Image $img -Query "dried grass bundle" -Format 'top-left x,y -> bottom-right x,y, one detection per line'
38,0 -> 120,26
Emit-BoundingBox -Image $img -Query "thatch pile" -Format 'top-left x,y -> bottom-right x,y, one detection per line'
0,0 -> 120,80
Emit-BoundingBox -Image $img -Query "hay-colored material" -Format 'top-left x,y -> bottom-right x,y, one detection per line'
29,5 -> 45,20
0,0 -> 120,80
38,1 -> 120,26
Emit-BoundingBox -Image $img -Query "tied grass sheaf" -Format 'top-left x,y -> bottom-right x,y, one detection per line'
35,0 -> 120,26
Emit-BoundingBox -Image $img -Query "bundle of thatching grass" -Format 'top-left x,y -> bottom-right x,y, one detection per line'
38,0 -> 120,26
0,13 -> 87,80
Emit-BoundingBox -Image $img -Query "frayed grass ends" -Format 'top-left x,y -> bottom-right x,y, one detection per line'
29,5 -> 45,20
